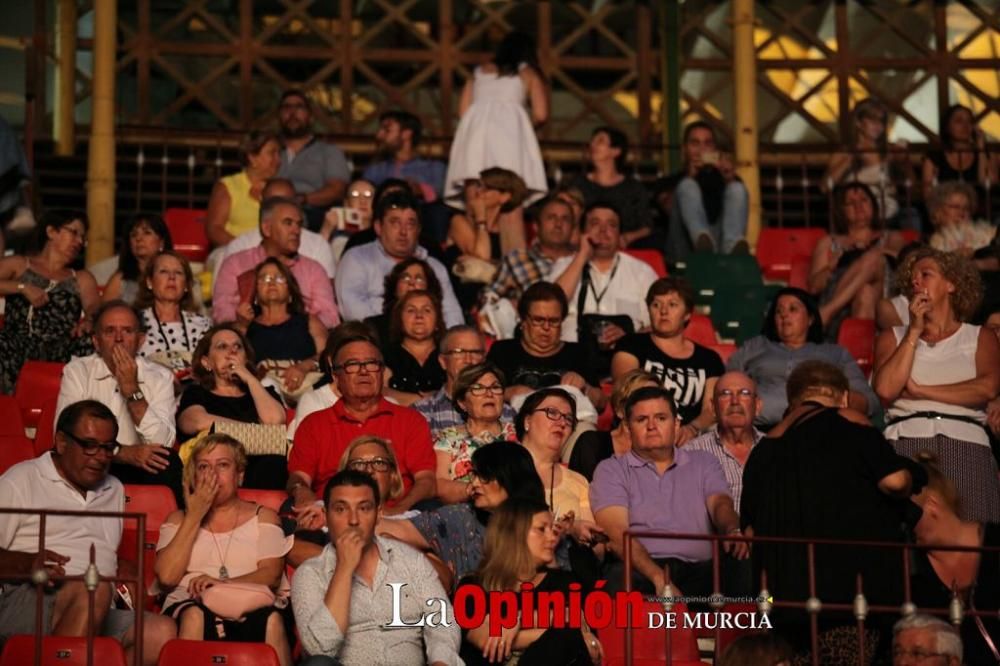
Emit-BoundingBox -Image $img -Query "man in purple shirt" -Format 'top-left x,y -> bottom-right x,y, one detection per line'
590,386 -> 748,597
213,196 -> 340,327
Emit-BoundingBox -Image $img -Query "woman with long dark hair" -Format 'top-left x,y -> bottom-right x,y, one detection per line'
103,213 -> 173,304
0,210 -> 100,392
727,287 -> 878,427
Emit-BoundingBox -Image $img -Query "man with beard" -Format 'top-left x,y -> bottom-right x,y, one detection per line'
665,121 -> 749,263
277,90 -> 351,230
362,111 -> 446,202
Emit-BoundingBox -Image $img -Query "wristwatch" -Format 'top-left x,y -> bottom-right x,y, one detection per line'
126,390 -> 145,403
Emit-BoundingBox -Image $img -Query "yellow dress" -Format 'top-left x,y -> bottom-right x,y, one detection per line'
221,170 -> 259,238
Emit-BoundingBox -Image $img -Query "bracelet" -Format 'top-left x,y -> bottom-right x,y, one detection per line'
728,528 -> 742,535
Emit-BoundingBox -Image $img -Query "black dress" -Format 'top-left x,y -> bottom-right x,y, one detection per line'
246,313 -> 316,364
458,569 -> 593,666
383,345 -> 445,395
487,339 -> 600,390
614,334 -> 724,424
177,384 -> 288,489
740,405 -> 914,649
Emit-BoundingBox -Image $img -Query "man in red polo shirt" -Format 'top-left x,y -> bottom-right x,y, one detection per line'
287,328 -> 437,530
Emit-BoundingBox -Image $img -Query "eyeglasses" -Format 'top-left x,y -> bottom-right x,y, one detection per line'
717,388 -> 755,400
532,407 -> 576,427
257,274 -> 288,285
348,189 -> 374,199
468,383 -> 504,396
526,315 -> 562,329
61,430 -> 120,457
891,647 -> 947,662
441,348 -> 485,359
399,274 -> 428,286
347,458 -> 393,473
334,359 -> 385,374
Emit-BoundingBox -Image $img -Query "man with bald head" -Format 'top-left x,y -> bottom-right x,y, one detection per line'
683,371 -> 763,514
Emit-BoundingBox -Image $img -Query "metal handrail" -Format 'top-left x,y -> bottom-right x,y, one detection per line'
0,507 -> 148,666
621,528 -> 1000,666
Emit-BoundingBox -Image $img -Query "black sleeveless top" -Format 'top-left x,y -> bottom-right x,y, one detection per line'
246,313 -> 316,363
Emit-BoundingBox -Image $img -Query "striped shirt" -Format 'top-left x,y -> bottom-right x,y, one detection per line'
684,426 -> 763,515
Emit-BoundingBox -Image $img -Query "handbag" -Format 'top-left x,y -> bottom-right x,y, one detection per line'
212,420 -> 289,457
200,582 -> 275,621
261,359 -> 323,404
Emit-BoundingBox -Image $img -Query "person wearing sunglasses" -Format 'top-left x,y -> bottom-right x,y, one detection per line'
0,400 -> 177,664
434,362 -> 518,503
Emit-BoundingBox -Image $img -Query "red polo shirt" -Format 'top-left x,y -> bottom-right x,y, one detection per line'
289,398 -> 436,501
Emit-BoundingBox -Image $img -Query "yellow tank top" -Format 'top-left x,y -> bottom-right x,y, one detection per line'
221,171 -> 259,238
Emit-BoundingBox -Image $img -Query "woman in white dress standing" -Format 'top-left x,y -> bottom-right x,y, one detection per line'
445,31 -> 549,208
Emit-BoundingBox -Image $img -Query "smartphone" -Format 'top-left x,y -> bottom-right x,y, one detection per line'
327,207 -> 364,231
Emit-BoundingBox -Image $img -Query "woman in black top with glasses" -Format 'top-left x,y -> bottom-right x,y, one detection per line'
486,281 -> 606,411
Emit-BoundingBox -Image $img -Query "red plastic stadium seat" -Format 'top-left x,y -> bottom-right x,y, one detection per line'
788,255 -> 811,290
119,485 -> 179,598
0,395 -> 26,437
0,435 -> 34,474
600,602 -> 706,665
0,635 -> 127,666
837,317 -> 876,378
684,313 -> 717,347
164,208 -> 210,263
237,488 -> 285,512
899,229 -> 921,245
14,361 -> 64,430
625,248 -> 669,278
157,639 -> 281,666
33,397 -> 59,457
708,343 -> 737,364
755,227 -> 825,281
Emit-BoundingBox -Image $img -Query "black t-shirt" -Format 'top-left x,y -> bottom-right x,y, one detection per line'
384,345 -> 445,395
614,333 -> 724,423
176,383 -> 281,440
487,339 -> 599,389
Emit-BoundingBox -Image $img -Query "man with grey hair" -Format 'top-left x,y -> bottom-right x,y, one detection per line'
892,614 -> 961,665
412,325 -> 515,438
213,196 -> 339,326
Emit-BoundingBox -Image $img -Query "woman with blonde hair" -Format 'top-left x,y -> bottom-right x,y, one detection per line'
458,497 -> 602,666
874,247 -> 1000,522
338,435 -> 405,506
154,434 -> 293,666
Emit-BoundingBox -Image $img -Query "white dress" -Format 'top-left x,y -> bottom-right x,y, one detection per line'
445,65 -> 547,206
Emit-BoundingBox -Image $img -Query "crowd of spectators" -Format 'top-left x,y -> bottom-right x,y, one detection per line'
2,32 -> 1000,665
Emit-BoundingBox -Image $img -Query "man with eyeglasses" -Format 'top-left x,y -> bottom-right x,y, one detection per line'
591,386 -> 747,597
413,325 -> 516,438
335,190 -> 463,325
214,178 -> 337,284
56,300 -> 183,502
213,195 -> 339,327
683,372 -> 764,515
892,615 -> 962,665
289,329 -> 437,534
362,110 -> 446,203
0,400 -> 177,664
276,89 -> 351,231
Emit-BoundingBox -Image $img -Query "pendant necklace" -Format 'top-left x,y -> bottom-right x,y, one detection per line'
210,504 -> 241,580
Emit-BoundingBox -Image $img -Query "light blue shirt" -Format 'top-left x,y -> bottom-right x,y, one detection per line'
334,240 -> 464,327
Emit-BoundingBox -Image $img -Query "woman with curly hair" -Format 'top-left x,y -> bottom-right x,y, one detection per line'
873,247 -> 1000,521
